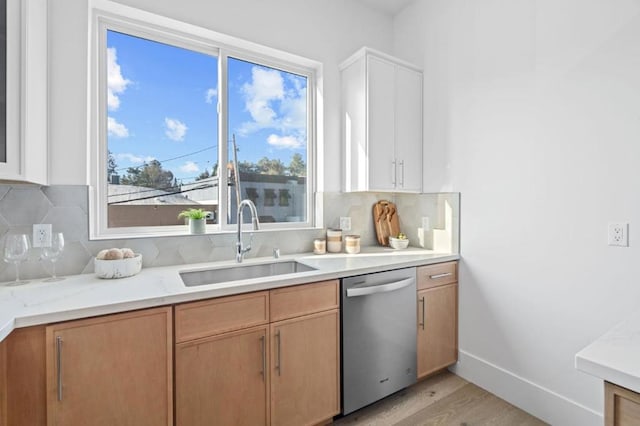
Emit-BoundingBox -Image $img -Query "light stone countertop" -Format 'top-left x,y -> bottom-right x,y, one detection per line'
0,246 -> 459,343
576,309 -> 640,393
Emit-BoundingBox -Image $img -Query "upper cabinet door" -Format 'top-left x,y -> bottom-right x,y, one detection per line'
395,65 -> 423,192
0,0 -> 48,184
341,47 -> 423,193
367,55 -> 397,192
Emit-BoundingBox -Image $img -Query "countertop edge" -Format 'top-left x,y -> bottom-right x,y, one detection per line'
575,309 -> 640,394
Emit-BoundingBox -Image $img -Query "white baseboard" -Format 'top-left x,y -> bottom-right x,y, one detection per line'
450,350 -> 602,426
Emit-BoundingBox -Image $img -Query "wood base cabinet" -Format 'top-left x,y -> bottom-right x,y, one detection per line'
0,338 -> 5,426
175,281 -> 340,426
176,326 -> 269,425
606,382 -> 640,426
1,326 -> 47,426
417,262 -> 458,379
270,310 -> 340,426
46,307 -> 173,426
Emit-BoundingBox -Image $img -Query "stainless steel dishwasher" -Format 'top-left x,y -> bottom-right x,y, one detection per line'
341,267 -> 417,415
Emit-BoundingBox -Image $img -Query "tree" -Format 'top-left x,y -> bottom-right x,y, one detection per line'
288,153 -> 306,176
121,160 -> 174,189
107,150 -> 118,179
195,169 -> 211,181
237,161 -> 258,173
257,157 -> 286,175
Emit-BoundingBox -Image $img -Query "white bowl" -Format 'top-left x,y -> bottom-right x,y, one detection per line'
94,254 -> 143,279
388,237 -> 409,249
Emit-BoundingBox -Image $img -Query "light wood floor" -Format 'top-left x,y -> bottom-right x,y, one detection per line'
332,371 -> 548,426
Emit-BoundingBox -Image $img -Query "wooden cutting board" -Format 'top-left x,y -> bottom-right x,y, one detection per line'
373,200 -> 400,246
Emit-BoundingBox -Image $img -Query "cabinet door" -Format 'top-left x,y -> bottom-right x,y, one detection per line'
3,326 -> 46,426
367,55 -> 396,191
605,381 -> 640,426
0,337 -> 6,425
395,65 -> 423,192
0,0 -> 48,184
46,307 -> 173,426
271,310 -> 340,426
175,326 -> 269,426
417,284 -> 458,378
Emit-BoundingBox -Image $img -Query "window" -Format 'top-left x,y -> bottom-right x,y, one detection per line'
105,30 -> 219,228
227,57 -> 308,225
89,2 -> 318,238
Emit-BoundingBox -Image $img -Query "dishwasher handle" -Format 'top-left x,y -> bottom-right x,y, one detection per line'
346,277 -> 414,297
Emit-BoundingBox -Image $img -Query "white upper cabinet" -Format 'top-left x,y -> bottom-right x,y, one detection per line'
0,0 -> 48,184
341,47 -> 422,193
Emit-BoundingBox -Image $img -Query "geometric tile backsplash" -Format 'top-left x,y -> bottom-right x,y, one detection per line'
0,184 -> 459,282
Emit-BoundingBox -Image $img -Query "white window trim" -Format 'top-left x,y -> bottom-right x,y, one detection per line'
87,0 -> 322,239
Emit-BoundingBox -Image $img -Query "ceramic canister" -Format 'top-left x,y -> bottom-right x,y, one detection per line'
313,239 -> 326,254
344,235 -> 361,254
326,229 -> 342,253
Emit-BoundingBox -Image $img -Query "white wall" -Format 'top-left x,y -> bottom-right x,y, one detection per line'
394,0 -> 640,424
48,0 -> 394,191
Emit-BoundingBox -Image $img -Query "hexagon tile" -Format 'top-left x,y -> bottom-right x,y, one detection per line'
0,185 -> 459,281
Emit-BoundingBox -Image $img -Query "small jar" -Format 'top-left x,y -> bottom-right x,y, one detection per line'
313,239 -> 326,255
326,229 -> 342,253
344,235 -> 361,254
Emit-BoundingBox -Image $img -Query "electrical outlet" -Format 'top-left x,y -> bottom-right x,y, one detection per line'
340,217 -> 352,232
33,224 -> 52,248
421,217 -> 431,231
608,222 -> 629,247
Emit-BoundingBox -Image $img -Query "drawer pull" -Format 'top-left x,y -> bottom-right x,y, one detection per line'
56,336 -> 63,401
260,335 -> 266,381
391,160 -> 396,186
276,330 -> 282,376
430,272 -> 452,279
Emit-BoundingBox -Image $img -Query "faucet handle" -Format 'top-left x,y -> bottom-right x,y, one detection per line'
273,248 -> 280,259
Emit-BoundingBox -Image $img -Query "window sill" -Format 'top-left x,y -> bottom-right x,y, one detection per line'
89,224 -> 323,241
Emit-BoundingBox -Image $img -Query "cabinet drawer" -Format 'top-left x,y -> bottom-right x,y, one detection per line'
270,280 -> 339,322
417,262 -> 458,290
175,291 -> 269,343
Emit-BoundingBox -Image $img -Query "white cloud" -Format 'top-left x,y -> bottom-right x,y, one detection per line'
107,116 -> 129,138
237,67 -> 307,147
180,161 -> 200,173
280,85 -> 307,131
164,117 -> 188,141
205,87 -> 218,104
267,134 -> 302,149
241,67 -> 284,129
107,47 -> 131,111
116,153 -> 155,165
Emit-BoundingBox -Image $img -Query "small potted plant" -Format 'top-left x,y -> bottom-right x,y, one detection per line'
178,208 -> 207,234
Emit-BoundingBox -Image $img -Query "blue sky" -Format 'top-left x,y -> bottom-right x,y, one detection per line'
106,30 -> 307,184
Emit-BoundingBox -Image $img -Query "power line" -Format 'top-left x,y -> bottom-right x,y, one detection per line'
107,176 -> 219,199
113,145 -> 217,172
108,182 -> 218,205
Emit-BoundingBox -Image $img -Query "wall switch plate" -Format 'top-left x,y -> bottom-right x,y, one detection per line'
340,217 -> 352,232
33,224 -> 52,248
608,222 -> 629,247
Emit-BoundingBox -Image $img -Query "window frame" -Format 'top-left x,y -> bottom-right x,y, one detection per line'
88,0 -> 319,239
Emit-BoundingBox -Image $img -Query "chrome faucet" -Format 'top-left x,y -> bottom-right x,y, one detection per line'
236,199 -> 260,263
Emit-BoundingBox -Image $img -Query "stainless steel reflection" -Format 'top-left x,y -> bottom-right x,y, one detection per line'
180,261 -> 317,287
341,267 -> 417,415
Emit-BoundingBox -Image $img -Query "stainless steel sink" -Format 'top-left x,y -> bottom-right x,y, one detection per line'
180,261 -> 317,287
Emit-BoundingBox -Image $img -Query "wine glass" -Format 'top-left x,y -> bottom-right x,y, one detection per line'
3,234 -> 31,285
41,232 -> 65,282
